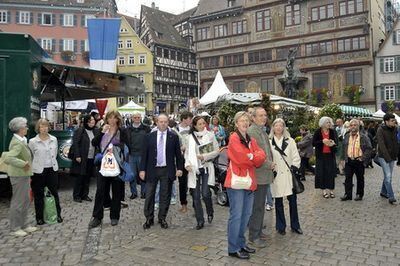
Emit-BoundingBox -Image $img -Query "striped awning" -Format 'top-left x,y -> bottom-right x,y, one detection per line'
340,105 -> 373,117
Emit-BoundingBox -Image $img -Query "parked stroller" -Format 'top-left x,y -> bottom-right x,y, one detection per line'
213,147 -> 229,206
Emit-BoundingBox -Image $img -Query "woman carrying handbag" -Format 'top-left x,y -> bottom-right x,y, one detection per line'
224,111 -> 266,260
269,118 -> 303,235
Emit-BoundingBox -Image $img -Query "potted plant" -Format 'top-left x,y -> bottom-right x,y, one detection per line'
343,85 -> 365,105
310,88 -> 328,106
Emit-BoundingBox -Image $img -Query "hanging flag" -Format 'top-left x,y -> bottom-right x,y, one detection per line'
95,99 -> 108,118
87,18 -> 121,72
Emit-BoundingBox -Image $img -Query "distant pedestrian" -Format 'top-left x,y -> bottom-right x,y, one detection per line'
340,119 -> 372,201
3,117 -> 37,237
376,113 -> 398,204
225,111 -> 266,260
297,125 -> 314,181
313,116 -> 338,198
209,116 -> 226,147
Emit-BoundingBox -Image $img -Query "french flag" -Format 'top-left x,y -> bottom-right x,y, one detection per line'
87,18 -> 121,72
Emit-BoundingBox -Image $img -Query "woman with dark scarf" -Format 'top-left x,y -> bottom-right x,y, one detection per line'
224,111 -> 266,260
71,114 -> 98,202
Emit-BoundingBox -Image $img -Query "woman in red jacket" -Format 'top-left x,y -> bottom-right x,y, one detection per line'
224,111 -> 266,259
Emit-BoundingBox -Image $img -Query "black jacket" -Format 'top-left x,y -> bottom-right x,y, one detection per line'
70,127 -> 99,175
312,128 -> 338,158
376,124 -> 398,162
125,123 -> 150,155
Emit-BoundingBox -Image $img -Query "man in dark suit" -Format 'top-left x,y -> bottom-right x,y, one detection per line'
139,114 -> 183,229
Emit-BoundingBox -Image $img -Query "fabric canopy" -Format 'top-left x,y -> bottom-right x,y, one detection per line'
117,100 -> 145,115
340,105 -> 373,117
372,109 -> 386,118
199,71 -> 231,105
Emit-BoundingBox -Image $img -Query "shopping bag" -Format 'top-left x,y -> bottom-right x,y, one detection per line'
43,187 -> 57,224
99,151 -> 120,177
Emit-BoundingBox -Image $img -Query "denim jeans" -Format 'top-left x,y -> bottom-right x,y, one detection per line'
378,157 -> 396,200
155,180 -> 176,204
227,188 -> 254,253
191,168 -> 213,224
266,184 -> 273,206
129,155 -> 146,196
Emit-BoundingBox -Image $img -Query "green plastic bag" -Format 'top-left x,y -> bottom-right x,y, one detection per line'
43,187 -> 57,224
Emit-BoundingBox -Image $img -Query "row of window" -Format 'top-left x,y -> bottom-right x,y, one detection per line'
118,55 -> 147,65
154,84 -> 197,97
37,38 -> 88,52
383,85 -> 400,101
0,10 -> 95,27
155,47 -> 196,63
196,0 -> 365,40
380,56 -> 400,73
224,69 -> 361,94
201,37 -> 367,68
155,67 -> 197,82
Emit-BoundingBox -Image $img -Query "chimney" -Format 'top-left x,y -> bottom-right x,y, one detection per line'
151,2 -> 155,9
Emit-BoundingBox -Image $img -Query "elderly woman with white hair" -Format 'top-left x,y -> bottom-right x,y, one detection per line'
313,116 -> 338,198
3,117 -> 38,237
269,118 -> 302,235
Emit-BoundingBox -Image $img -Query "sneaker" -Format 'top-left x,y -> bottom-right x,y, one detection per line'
155,203 -> 159,209
121,201 -> 128,208
249,238 -> 267,248
24,226 -> 38,233
11,229 -> 28,237
266,204 -> 273,211
170,197 -> 177,205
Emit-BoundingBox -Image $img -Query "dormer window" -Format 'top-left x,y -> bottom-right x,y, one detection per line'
77,0 -> 84,3
228,0 -> 235,7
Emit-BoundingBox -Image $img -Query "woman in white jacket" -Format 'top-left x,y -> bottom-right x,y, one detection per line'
269,118 -> 302,235
185,116 -> 219,230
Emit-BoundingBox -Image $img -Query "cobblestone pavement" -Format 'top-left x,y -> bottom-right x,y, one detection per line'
1,165 -> 400,266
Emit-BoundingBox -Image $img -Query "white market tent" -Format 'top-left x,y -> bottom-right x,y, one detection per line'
117,100 -> 145,116
199,71 -> 231,105
372,109 -> 386,118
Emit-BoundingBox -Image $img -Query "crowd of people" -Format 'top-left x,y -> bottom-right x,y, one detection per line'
2,107 -> 398,259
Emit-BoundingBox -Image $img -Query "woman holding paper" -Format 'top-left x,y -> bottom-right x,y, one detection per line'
185,116 -> 219,230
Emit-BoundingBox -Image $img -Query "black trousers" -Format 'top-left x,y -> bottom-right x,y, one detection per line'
73,159 -> 94,200
31,168 -> 61,221
92,170 -> 124,220
344,159 -> 365,198
144,167 -> 172,221
300,157 -> 314,178
275,194 -> 300,231
178,167 -> 188,205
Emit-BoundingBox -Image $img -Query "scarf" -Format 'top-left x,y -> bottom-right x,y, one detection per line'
235,130 -> 251,148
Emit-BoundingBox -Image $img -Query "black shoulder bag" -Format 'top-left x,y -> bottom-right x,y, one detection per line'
273,139 -> 304,194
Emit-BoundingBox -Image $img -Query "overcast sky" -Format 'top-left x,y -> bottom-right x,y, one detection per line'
116,0 -> 200,18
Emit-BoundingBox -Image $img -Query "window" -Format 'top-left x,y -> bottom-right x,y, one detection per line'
285,4 -> 300,26
384,57 -> 395,73
118,41 -> 123,49
248,49 -> 272,63
118,56 -> 125,65
261,78 -> 274,93
256,10 -> 271,32
312,73 -> 329,89
346,69 -> 362,85
385,85 -> 395,101
232,81 -> 245,93
228,0 -> 235,7
126,40 -> 132,48
138,94 -> 145,104
276,46 -> 297,60
128,55 -> 135,65
232,20 -> 247,34
0,10 -> 8,23
164,49 -> 169,59
84,15 -> 95,27
120,28 -> 128,33
396,30 -> 400,44
311,4 -> 334,21
19,11 -> 30,24
197,27 -> 210,41
306,41 -> 333,56
339,0 -> 363,16
170,50 -> 176,60
139,54 -> 146,64
63,14 -> 74,27
201,56 -> 219,68
137,74 -> 144,83
84,39 -> 89,52
41,38 -> 52,51
42,13 -> 52,25
337,36 -> 366,52
224,54 -> 244,66
214,24 -> 228,38
63,39 -> 74,51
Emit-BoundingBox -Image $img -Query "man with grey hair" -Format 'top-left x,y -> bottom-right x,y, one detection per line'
247,107 -> 275,248
340,119 -> 372,201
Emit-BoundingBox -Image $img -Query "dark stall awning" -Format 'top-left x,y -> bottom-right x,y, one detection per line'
40,63 -> 145,102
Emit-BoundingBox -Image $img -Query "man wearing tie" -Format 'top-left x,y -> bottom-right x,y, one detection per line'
140,114 -> 183,229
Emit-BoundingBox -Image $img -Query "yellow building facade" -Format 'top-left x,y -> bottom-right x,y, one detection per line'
116,15 -> 154,111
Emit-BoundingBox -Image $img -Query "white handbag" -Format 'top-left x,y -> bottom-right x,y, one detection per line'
230,162 -> 252,190
99,151 -> 120,177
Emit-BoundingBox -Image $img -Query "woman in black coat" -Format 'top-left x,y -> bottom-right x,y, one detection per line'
71,115 -> 98,202
313,116 -> 338,198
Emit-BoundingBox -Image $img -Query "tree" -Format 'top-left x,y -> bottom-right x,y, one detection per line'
318,103 -> 343,122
